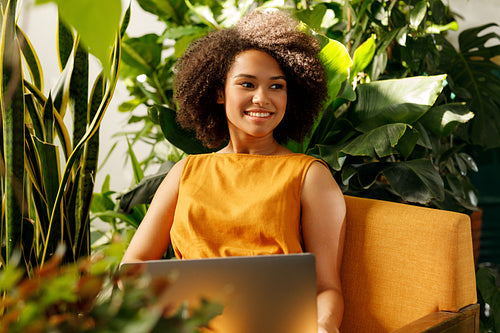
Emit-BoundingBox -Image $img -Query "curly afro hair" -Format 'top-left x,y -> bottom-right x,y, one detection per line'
174,9 -> 328,148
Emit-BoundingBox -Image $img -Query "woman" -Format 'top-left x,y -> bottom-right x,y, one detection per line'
121,9 -> 346,333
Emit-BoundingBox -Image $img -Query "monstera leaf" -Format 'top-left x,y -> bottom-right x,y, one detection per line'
440,23 -> 500,149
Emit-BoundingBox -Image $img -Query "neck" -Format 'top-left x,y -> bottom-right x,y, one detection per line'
219,137 -> 289,155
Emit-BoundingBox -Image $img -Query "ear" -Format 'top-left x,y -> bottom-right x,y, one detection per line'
216,90 -> 224,104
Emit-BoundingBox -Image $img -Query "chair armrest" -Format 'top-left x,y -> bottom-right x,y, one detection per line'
392,304 -> 480,333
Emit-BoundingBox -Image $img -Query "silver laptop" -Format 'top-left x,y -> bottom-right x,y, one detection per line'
121,253 -> 318,333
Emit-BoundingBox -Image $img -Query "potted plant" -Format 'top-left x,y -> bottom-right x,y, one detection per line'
0,240 -> 222,332
1,0 -> 124,272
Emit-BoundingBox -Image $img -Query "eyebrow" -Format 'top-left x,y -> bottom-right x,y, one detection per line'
232,74 -> 287,80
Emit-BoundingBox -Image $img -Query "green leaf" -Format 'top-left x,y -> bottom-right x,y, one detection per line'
345,162 -> 391,189
92,211 -> 140,229
154,104 -> 212,154
126,138 -> 144,184
2,0 -> 26,260
351,75 -> 446,132
410,1 -> 427,29
36,0 -> 121,75
341,123 -> 412,158
119,161 -> 174,214
69,41 -> 89,149
426,21 -> 459,34
41,27 -> 122,266
56,12 -> 74,69
160,25 -> 208,41
184,0 -> 219,29
308,144 -> 347,171
43,94 -> 55,143
50,58 -> 72,118
91,192 -> 116,214
395,126 -> 420,160
441,23 -> 500,149
307,110 -> 357,152
174,32 -> 207,58
444,174 -> 478,209
33,137 -> 61,216
296,4 -> 328,32
383,159 -> 445,204
136,0 -> 186,25
419,103 -> 474,136
17,26 -> 43,91
430,0 -> 446,23
476,268 -> 500,332
120,3 -> 132,38
350,35 -> 376,83
121,34 -> 162,77
25,94 -> 44,140
319,38 -> 352,104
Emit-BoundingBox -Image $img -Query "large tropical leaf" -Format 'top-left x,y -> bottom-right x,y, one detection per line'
343,158 -> 444,205
350,35 -> 376,83
441,23 -> 500,149
297,37 -> 352,153
351,75 -> 446,132
36,0 -> 121,75
118,161 -> 174,214
319,38 -> 352,105
135,0 -> 187,26
418,102 -> 474,137
341,123 -> 418,159
383,159 -> 445,204
154,104 -> 213,154
308,143 -> 347,172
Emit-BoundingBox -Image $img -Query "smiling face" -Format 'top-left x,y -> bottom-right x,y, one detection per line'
219,49 -> 287,143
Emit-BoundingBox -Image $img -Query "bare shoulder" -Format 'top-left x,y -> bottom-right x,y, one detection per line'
156,157 -> 188,191
303,161 -> 340,190
152,158 -> 187,204
302,160 -> 345,211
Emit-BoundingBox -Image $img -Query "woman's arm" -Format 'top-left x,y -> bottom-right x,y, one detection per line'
301,161 -> 346,333
121,158 -> 187,263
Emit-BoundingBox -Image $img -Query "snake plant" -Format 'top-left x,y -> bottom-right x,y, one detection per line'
1,0 -> 127,272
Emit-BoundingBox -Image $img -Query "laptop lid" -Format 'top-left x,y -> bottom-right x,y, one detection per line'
121,253 -> 318,333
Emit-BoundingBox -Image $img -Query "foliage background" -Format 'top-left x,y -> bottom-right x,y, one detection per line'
17,0 -> 500,194
7,0 -> 500,331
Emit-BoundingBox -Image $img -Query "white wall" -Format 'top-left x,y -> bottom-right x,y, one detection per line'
446,0 -> 500,46
18,0 -> 165,192
17,0 -> 500,193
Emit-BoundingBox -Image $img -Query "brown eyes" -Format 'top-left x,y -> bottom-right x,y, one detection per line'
239,82 -> 285,90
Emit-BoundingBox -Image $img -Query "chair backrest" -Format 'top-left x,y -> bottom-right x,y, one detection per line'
340,196 -> 477,332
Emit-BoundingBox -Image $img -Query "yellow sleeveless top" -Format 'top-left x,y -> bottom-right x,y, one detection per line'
170,153 -> 325,258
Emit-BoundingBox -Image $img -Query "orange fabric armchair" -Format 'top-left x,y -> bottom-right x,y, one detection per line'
340,196 -> 479,332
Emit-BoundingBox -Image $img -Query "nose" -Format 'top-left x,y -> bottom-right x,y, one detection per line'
252,88 -> 269,106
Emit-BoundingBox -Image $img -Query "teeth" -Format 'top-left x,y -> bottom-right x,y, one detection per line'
246,112 -> 271,118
